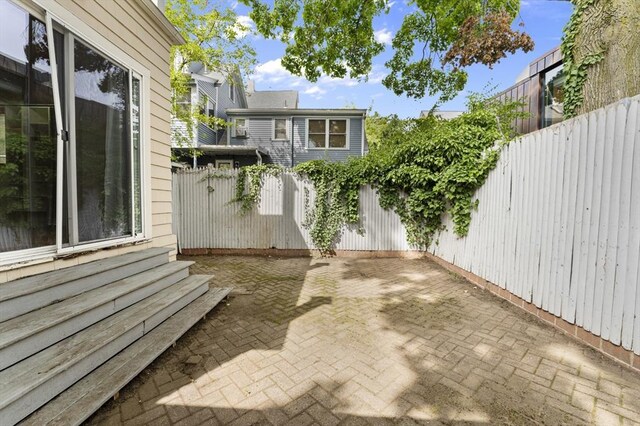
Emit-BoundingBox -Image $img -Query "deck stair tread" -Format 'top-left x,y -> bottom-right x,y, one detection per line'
20,287 -> 231,426
0,247 -> 172,302
0,260 -> 194,352
0,274 -> 212,412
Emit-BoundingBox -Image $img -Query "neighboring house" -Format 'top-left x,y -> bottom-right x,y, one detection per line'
171,74 -> 367,168
0,1 -> 227,424
495,47 -> 565,134
171,63 -> 248,165
226,108 -> 367,168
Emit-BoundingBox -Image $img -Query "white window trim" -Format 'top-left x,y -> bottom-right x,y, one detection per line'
305,118 -> 350,150
272,118 -> 289,141
215,159 -> 233,169
233,117 -> 248,138
198,90 -> 216,130
229,82 -> 235,102
0,0 -> 153,266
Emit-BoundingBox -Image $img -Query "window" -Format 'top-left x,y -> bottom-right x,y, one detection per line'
273,118 -> 288,140
234,118 -> 247,137
215,159 -> 233,169
0,0 -> 148,260
229,82 -> 235,102
307,118 -> 348,149
198,91 -> 215,129
542,64 -> 565,128
175,89 -> 191,117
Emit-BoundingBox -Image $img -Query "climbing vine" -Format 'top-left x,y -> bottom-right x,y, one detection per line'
560,0 -> 605,118
293,160 -> 365,254
233,164 -> 283,214
230,95 -> 524,254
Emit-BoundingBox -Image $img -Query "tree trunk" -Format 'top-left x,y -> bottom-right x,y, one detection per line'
573,0 -> 640,115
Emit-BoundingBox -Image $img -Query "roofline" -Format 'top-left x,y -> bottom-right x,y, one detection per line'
140,0 -> 185,45
226,108 -> 367,117
190,73 -> 219,84
530,46 -> 561,65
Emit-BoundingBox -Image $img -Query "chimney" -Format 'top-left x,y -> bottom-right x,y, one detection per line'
247,80 -> 255,93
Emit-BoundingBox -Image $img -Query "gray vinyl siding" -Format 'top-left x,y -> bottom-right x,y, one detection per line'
230,118 -> 292,166
217,80 -> 244,122
170,118 -> 189,147
197,81 -> 217,104
292,117 -> 363,164
194,81 -> 219,146
227,115 -> 364,166
198,123 -> 217,145
171,86 -> 196,148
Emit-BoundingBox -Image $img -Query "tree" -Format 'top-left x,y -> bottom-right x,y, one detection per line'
240,0 -> 533,105
165,0 -> 257,148
561,0 -> 640,117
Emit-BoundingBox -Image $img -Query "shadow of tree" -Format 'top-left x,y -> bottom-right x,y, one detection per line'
87,256 -> 640,426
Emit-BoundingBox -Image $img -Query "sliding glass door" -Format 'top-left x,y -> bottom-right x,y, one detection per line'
0,0 -> 145,262
73,40 -> 132,243
0,0 -> 58,254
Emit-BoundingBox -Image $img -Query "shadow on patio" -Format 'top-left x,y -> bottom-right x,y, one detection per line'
87,256 -> 640,425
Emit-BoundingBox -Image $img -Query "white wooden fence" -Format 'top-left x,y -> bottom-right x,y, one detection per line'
431,95 -> 640,354
172,170 -> 411,252
172,95 -> 640,355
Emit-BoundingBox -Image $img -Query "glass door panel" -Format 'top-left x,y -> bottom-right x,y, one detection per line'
73,39 -> 131,243
0,0 -> 58,253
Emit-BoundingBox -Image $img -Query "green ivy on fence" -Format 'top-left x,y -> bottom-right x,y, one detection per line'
223,95 -> 525,254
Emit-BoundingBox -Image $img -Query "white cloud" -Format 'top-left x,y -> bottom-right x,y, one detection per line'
232,15 -> 254,38
252,59 -> 299,84
251,58 -> 388,100
374,28 -> 393,45
303,86 -> 327,98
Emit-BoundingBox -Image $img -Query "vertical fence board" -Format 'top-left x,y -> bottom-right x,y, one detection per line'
601,104 -> 628,340
562,117 -> 588,324
623,100 -> 640,352
592,106 -> 617,336
583,109 -> 607,332
611,100 -> 637,345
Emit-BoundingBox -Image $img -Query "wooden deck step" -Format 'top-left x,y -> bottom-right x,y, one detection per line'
0,275 -> 213,426
20,287 -> 231,426
0,261 -> 193,371
0,247 -> 173,322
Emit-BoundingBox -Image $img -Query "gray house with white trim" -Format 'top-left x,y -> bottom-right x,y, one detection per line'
172,74 -> 367,168
226,108 -> 367,168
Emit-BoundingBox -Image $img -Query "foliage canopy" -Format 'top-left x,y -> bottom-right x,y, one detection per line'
165,0 -> 256,148
240,0 -> 533,105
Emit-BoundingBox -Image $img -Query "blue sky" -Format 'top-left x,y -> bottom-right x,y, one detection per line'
233,0 -> 574,117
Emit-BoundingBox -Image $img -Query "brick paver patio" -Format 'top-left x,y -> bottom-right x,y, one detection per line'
88,256 -> 640,425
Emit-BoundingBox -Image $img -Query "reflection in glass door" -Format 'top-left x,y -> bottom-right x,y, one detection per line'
72,39 -> 131,243
0,0 -> 59,254
0,1 -> 145,261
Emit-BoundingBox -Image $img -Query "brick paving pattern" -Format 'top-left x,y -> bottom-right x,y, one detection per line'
88,256 -> 640,425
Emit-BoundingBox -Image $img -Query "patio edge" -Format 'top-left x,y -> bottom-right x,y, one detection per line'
180,248 -> 429,259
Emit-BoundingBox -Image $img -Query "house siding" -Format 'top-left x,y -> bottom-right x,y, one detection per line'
198,81 -> 217,104
1,0 -> 179,281
293,117 -> 363,165
230,118 -> 292,166
227,116 -> 364,167
196,81 -> 219,145
217,79 -> 243,122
